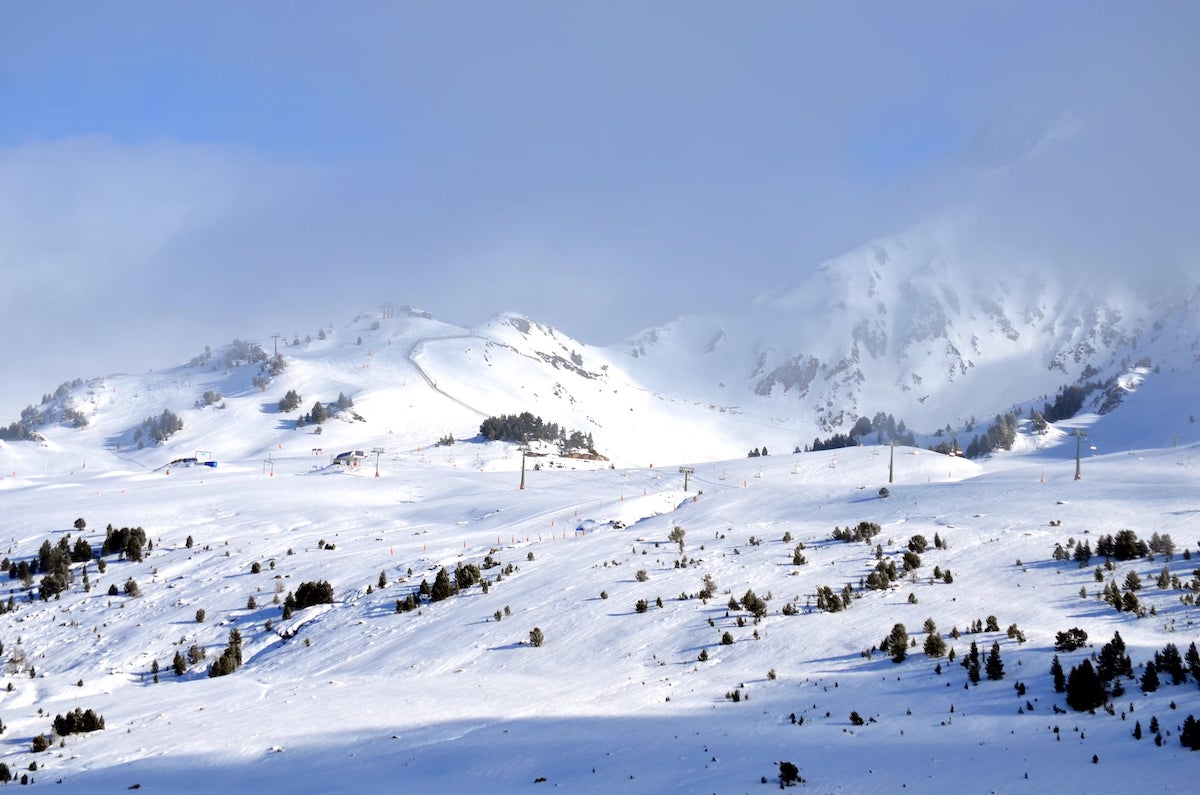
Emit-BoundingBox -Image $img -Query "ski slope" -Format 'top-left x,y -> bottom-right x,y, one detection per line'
0,420 -> 1198,791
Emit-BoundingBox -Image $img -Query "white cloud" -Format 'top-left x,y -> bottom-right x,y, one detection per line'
0,137 -> 313,416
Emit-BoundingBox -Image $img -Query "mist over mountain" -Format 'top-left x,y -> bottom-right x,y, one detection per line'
7,213 -> 1197,470
2,224 -> 1199,792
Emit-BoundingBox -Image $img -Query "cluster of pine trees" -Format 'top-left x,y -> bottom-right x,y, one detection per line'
281,580 -> 335,619
136,409 -> 184,444
479,412 -> 561,443
830,521 -> 882,544
278,389 -> 303,413
52,708 -> 105,736
804,413 -> 916,452
1052,631 -> 1138,710
1041,383 -> 1095,423
208,629 -> 243,678
221,339 -> 268,368
399,563 -> 487,613
296,393 -> 354,427
478,412 -> 596,453
963,413 -> 1018,459
102,524 -> 148,561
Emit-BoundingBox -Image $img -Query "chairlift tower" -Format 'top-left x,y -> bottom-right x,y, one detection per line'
1072,429 -> 1088,481
372,447 -> 385,477
270,332 -> 281,357
679,466 -> 695,492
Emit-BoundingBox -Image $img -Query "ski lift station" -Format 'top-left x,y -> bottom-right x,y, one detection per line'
332,450 -> 367,467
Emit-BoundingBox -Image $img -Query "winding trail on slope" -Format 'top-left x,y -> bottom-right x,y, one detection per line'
407,332 -> 602,420
406,337 -> 491,418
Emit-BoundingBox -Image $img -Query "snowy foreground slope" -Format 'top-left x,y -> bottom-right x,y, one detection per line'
0,427 -> 1198,791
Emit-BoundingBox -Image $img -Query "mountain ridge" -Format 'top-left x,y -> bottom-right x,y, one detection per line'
4,227 -> 1198,469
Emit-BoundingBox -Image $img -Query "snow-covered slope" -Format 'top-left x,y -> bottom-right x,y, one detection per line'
2,270 -> 1200,790
1,417 -> 1199,791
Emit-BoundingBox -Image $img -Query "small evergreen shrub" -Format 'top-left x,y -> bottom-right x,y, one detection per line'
1054,627 -> 1088,652
779,761 -> 801,786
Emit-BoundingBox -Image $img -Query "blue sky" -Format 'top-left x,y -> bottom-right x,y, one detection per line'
1,2 -> 1197,420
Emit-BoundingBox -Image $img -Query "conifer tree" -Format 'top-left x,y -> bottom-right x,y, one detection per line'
1181,715 -> 1200,750
1097,632 -> 1132,683
985,641 -> 1005,680
888,623 -> 908,663
1185,642 -> 1200,685
1155,643 -> 1186,685
966,641 -> 981,684
430,567 -> 455,602
1050,655 -> 1066,693
1141,661 -> 1160,693
1066,659 -> 1105,711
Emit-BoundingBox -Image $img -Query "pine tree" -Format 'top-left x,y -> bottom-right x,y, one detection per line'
668,526 -> 686,553
1155,643 -> 1186,685
923,633 -> 947,658
430,567 -> 455,602
1050,655 -> 1066,693
985,642 -> 1005,680
1141,661 -> 1160,693
282,591 -> 296,620
966,641 -> 981,684
309,400 -> 329,425
1185,641 -> 1200,685
1066,660 -> 1105,711
1097,632 -> 1131,683
885,623 -> 909,663
1181,715 -> 1200,750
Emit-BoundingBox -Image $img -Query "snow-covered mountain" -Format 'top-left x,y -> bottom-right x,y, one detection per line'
2,247 -> 1200,791
6,219 -> 1199,474
621,220 -> 1200,436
